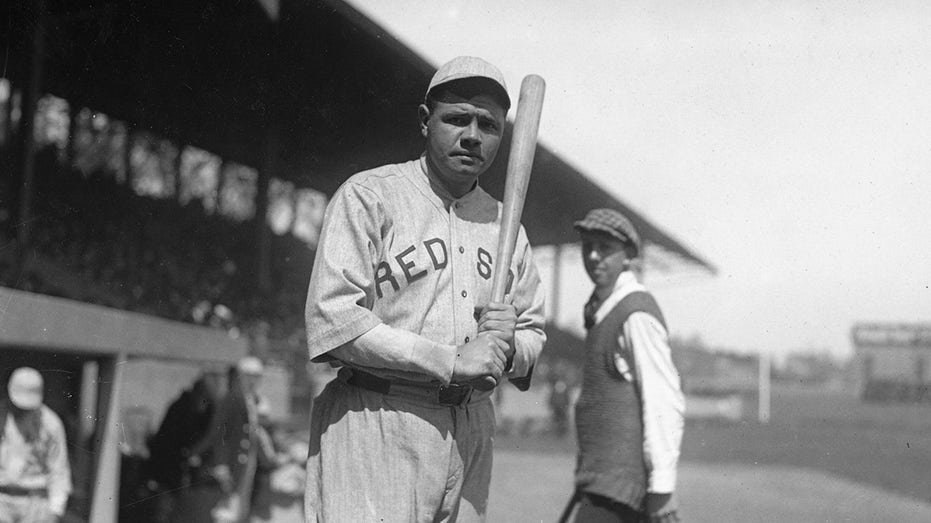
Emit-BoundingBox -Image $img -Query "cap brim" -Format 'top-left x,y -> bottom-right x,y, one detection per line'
10,391 -> 42,410
426,76 -> 511,110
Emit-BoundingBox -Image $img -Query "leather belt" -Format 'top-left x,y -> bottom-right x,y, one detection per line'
0,484 -> 48,497
343,368 -> 476,407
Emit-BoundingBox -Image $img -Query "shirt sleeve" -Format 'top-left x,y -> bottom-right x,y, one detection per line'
505,228 -> 546,379
305,181 -> 385,360
329,324 -> 458,384
45,409 -> 72,517
304,180 -> 460,382
623,312 -> 685,493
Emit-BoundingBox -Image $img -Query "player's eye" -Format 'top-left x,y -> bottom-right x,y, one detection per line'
445,115 -> 470,126
479,117 -> 499,132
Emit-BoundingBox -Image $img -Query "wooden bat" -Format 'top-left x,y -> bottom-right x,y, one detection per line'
484,74 -> 546,390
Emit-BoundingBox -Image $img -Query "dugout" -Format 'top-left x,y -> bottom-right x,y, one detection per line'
0,286 -> 247,523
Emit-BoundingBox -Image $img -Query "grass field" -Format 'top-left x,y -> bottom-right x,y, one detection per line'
490,383 -> 931,522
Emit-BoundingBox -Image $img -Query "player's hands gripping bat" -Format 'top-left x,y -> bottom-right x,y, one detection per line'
476,74 -> 546,391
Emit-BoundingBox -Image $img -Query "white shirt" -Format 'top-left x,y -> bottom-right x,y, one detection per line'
593,271 -> 685,493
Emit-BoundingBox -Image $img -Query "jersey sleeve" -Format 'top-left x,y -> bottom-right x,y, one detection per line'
45,408 -> 73,517
506,227 -> 546,380
304,181 -> 387,361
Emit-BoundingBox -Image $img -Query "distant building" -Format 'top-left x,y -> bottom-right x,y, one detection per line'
852,323 -> 931,402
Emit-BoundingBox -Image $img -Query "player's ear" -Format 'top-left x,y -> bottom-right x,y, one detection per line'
418,104 -> 430,138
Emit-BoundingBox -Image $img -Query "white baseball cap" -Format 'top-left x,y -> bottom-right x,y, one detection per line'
426,56 -> 511,110
237,356 -> 264,376
8,367 -> 43,411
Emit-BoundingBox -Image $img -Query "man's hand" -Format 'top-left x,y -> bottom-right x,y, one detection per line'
476,302 -> 517,361
212,464 -> 234,493
644,492 -> 680,522
451,333 -> 508,384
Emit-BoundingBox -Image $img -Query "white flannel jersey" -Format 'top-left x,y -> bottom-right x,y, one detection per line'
305,156 -> 546,385
0,405 -> 72,516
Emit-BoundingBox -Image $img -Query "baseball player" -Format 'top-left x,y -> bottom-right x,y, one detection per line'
303,56 -> 546,522
568,209 -> 684,523
0,367 -> 72,523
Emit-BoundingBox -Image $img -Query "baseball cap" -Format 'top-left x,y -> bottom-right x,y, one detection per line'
574,208 -> 641,254
237,356 -> 264,376
426,56 -> 511,110
8,367 -> 43,411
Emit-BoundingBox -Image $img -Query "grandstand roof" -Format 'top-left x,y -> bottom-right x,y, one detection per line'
2,0 -> 714,273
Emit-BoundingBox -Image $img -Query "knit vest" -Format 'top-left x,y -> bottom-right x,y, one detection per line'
574,291 -> 666,509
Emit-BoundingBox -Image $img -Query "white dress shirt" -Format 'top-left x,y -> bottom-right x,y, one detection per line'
593,271 -> 685,493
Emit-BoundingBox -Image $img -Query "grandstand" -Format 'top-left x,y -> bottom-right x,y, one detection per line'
1,1 -> 714,521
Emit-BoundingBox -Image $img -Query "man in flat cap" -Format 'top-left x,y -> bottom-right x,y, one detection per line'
0,367 -> 72,523
304,56 -> 546,521
566,209 -> 684,523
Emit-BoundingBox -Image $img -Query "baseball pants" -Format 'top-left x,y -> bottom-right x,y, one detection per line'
304,377 -> 495,522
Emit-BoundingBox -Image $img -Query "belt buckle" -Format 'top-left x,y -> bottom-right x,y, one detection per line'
438,383 -> 472,407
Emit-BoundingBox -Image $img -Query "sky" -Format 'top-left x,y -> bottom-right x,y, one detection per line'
347,0 -> 931,360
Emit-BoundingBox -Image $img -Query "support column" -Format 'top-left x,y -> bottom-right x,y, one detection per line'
14,0 -> 47,254
550,244 -> 563,323
89,353 -> 128,523
758,350 -> 771,424
256,130 -> 276,293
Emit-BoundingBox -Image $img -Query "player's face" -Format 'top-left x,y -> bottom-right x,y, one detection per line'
240,372 -> 261,394
580,230 -> 630,289
420,93 -> 506,197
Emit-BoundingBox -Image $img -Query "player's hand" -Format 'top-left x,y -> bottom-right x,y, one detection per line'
645,492 -> 680,522
451,333 -> 508,383
212,464 -> 233,492
476,302 -> 517,360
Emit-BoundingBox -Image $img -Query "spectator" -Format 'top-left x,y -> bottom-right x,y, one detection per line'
567,209 -> 685,523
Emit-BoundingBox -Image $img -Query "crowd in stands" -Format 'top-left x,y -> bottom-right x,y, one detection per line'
1,148 -> 313,346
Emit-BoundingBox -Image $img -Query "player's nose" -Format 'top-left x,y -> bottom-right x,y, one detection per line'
461,119 -> 481,145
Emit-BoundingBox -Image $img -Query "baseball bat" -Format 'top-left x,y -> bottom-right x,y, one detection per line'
483,74 -> 546,390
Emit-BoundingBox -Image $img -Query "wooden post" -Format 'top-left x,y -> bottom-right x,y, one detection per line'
15,0 -> 47,252
256,130 -> 276,293
550,244 -> 563,322
758,350 -> 771,424
89,353 -> 127,523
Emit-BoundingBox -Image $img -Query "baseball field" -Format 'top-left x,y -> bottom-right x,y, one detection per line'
488,384 -> 931,522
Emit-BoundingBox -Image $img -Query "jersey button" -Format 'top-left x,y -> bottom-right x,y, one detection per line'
458,246 -> 465,254
461,290 -> 467,298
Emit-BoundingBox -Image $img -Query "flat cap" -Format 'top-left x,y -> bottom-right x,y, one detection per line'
8,367 -> 43,411
574,208 -> 641,254
426,56 -> 511,110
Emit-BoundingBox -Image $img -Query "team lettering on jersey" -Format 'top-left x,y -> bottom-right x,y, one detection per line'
374,238 -> 511,299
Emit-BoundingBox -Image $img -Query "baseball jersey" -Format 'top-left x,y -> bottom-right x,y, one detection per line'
0,404 -> 72,516
304,156 -> 546,385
